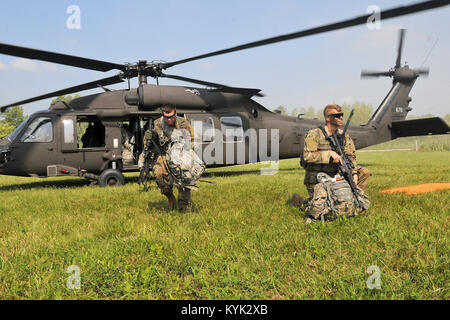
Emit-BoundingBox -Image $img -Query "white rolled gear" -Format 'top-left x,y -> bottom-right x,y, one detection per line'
165,128 -> 205,189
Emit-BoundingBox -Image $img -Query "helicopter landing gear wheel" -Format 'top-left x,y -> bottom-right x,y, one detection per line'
98,169 -> 125,187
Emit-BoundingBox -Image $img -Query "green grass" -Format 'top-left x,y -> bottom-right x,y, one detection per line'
0,151 -> 449,299
363,134 -> 450,151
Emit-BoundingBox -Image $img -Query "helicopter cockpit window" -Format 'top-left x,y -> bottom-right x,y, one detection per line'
77,117 -> 105,148
192,118 -> 215,143
220,116 -> 243,142
20,117 -> 53,143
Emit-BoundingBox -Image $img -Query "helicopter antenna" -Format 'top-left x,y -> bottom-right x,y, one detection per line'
420,38 -> 439,68
97,84 -> 111,92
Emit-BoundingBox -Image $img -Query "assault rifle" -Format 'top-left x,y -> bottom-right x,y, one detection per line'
138,119 -> 164,192
323,109 -> 362,208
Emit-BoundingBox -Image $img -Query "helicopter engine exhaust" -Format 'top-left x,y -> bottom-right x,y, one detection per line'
125,84 -> 217,110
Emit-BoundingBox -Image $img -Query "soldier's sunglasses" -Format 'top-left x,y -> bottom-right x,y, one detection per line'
329,113 -> 344,119
163,114 -> 176,120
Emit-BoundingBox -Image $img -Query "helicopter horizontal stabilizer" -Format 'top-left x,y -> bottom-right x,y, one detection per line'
391,117 -> 449,137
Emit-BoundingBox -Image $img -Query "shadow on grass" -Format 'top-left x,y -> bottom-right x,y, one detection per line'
0,178 -> 91,191
126,167 -> 303,180
0,166 -> 305,191
147,199 -> 198,214
147,199 -> 170,212
203,167 -> 301,178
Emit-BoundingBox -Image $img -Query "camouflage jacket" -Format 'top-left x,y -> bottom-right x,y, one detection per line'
144,116 -> 197,154
303,126 -> 358,174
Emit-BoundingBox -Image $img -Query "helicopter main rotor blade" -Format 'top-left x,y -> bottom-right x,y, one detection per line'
161,73 -> 264,96
395,29 -> 406,68
0,42 -> 126,72
0,75 -> 124,113
162,0 -> 449,69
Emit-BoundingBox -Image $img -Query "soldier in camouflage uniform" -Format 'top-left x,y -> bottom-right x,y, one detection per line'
303,103 -> 370,201
140,105 -> 197,212
121,123 -> 135,165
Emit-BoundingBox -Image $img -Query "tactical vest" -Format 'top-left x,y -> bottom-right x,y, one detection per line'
152,117 -> 204,189
302,126 -> 340,174
153,116 -> 193,153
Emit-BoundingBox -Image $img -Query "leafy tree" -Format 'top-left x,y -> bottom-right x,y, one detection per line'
406,113 -> 436,120
296,102 -> 374,124
444,114 -> 450,125
0,106 -> 27,139
50,94 -> 81,106
0,122 -> 15,139
299,106 -> 317,119
290,107 -> 300,117
3,106 -> 26,128
341,102 -> 374,125
273,105 -> 287,115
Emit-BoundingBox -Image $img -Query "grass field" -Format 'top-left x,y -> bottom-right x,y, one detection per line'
0,151 -> 448,300
362,134 -> 450,152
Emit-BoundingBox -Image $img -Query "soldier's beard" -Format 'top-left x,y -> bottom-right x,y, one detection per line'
332,118 -> 343,127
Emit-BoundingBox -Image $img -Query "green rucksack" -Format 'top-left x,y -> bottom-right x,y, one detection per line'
305,172 -> 369,221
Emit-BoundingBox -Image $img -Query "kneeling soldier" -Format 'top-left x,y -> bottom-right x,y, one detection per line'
302,104 -> 370,203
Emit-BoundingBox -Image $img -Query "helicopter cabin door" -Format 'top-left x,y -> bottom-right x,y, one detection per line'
58,115 -> 107,173
219,114 -> 248,166
8,114 -> 58,177
188,114 -> 249,166
189,115 -> 217,166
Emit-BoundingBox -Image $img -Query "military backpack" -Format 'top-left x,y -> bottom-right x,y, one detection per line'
305,172 -> 370,221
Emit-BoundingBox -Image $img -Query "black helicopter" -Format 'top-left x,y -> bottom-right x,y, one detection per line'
0,0 -> 448,187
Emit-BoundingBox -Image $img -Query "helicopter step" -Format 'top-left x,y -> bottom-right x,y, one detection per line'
46,164 -> 82,177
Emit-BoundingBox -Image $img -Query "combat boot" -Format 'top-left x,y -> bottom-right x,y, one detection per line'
291,193 -> 307,210
166,192 -> 177,211
178,188 -> 192,213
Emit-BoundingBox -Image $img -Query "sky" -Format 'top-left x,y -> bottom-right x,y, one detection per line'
0,0 -> 449,117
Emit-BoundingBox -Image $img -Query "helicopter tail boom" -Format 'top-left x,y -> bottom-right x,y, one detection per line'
366,79 -> 416,129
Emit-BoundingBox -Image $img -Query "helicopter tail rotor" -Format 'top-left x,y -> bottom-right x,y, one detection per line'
413,67 -> 429,76
395,28 -> 406,69
360,70 -> 395,78
361,29 -> 430,82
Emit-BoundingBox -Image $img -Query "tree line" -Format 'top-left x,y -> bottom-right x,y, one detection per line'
273,103 -> 450,126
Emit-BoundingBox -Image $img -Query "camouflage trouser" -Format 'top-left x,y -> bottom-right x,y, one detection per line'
153,155 -> 191,206
356,166 -> 370,193
305,166 -> 371,199
122,148 -> 134,165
